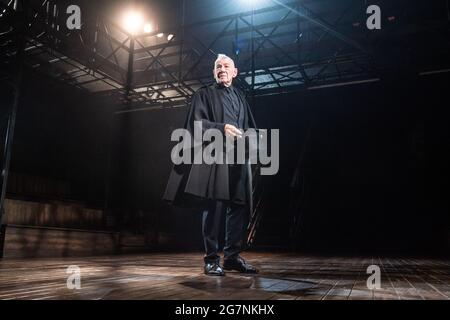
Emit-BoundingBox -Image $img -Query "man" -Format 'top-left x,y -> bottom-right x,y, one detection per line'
163,54 -> 259,276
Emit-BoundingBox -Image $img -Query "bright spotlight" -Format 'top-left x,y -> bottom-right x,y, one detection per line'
122,10 -> 143,34
240,0 -> 269,9
143,23 -> 153,33
167,34 -> 174,41
156,33 -> 164,38
244,0 -> 258,5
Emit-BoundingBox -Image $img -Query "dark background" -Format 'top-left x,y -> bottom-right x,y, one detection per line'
6,66 -> 449,256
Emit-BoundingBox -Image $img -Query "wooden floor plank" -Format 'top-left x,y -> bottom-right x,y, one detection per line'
0,252 -> 448,300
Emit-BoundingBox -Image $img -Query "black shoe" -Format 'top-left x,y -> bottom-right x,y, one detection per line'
204,262 -> 225,276
223,256 -> 259,274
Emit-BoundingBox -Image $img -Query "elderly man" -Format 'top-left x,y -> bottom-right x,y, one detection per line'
163,54 -> 259,276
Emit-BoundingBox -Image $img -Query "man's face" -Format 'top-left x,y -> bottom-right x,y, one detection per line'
214,58 -> 238,87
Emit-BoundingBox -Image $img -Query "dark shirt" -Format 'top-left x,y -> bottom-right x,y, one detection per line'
216,84 -> 247,205
217,84 -> 245,129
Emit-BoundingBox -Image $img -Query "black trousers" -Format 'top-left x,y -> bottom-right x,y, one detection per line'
202,200 -> 247,264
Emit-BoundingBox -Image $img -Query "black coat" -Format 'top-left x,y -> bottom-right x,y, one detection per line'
163,83 -> 257,211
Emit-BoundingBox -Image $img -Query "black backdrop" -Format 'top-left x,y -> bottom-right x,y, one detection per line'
8,69 -> 450,255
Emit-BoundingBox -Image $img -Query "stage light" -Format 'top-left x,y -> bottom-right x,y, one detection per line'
122,10 -> 143,34
143,23 -> 153,33
167,34 -> 174,41
240,0 -> 272,10
157,33 -> 164,38
243,0 -> 260,6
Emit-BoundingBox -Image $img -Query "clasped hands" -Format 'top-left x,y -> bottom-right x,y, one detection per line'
224,124 -> 243,139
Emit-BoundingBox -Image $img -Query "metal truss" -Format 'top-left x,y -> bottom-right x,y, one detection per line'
2,0 -> 450,108
0,0 -> 24,244
0,0 -> 382,110
122,0 -> 377,107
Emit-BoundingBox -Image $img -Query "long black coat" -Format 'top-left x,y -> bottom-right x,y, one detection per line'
163,83 -> 257,212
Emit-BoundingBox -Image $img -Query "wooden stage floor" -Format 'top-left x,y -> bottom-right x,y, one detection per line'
0,252 -> 449,300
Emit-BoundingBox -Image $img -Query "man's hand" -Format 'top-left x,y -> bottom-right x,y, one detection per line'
224,124 -> 243,138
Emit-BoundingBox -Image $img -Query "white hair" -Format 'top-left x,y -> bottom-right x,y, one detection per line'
214,54 -> 235,67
